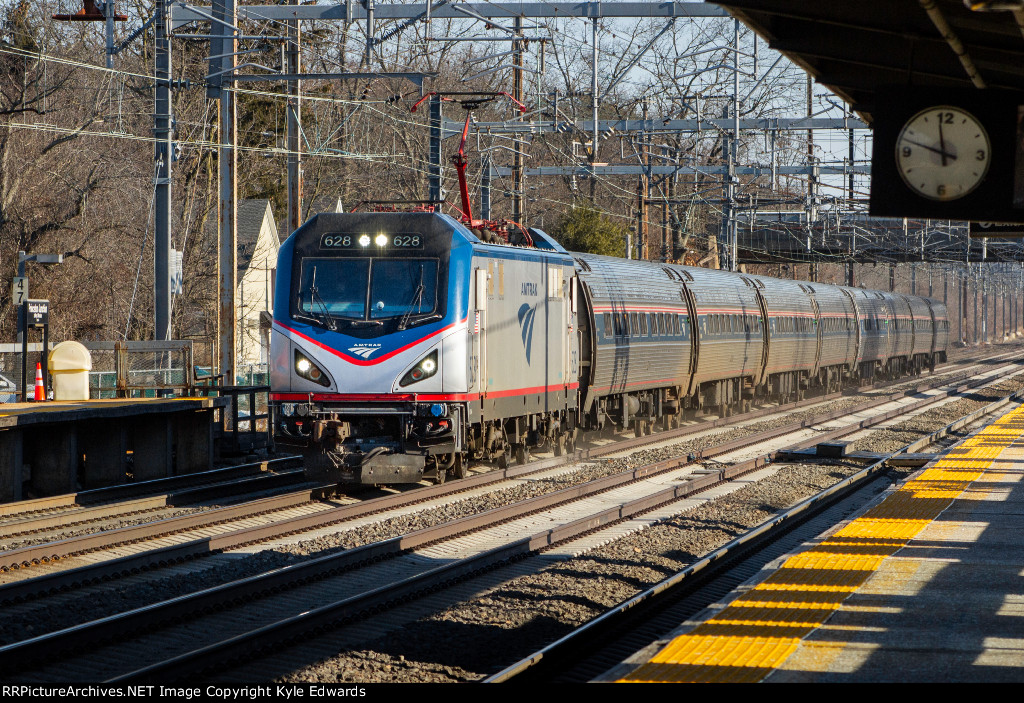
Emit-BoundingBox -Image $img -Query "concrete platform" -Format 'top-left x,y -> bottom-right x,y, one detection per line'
0,397 -> 226,502
614,401 -> 1024,683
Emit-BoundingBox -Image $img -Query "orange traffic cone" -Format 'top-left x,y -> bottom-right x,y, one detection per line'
33,363 -> 45,402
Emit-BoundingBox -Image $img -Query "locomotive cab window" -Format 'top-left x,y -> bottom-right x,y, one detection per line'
297,257 -> 440,328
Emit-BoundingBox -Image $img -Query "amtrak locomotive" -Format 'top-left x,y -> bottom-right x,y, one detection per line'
270,211 -> 949,485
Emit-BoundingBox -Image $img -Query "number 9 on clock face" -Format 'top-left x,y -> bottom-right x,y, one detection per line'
895,106 -> 991,201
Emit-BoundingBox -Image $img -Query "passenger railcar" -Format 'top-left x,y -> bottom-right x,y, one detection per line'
271,211 -> 949,486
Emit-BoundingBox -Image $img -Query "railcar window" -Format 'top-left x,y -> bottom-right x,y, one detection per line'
675,315 -> 682,336
640,314 -> 648,336
603,313 -> 612,337
630,313 -> 638,335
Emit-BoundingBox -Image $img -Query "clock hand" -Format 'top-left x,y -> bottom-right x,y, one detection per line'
901,138 -> 958,162
938,119 -> 948,167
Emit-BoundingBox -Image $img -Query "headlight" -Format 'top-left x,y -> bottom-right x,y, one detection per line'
295,349 -> 330,387
399,350 -> 439,387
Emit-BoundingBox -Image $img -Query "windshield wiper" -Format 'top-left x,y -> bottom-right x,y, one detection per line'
398,265 -> 426,331
309,266 -> 338,331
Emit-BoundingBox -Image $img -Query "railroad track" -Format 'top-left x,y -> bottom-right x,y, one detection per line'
488,379 -> 1024,683
3,355 -> 1022,682
0,350 -> 1014,601
0,458 -> 307,547
0,345 -> 1007,553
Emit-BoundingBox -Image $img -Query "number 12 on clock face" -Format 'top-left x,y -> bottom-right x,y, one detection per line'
895,106 -> 991,202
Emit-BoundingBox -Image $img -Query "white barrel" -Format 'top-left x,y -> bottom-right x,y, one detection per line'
49,341 -> 92,401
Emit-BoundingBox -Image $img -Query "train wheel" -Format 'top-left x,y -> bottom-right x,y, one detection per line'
452,453 -> 467,480
633,419 -> 643,437
553,434 -> 564,457
515,443 -> 529,465
433,464 -> 446,485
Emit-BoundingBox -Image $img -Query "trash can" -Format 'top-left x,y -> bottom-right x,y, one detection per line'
49,341 -> 92,401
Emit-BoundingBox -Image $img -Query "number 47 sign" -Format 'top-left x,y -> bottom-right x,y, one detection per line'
11,277 -> 27,306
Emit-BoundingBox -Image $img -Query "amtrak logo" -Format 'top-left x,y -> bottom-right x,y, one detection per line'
347,344 -> 382,359
518,303 -> 536,364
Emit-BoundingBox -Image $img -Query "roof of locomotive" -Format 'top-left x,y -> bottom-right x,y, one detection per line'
284,211 -> 473,244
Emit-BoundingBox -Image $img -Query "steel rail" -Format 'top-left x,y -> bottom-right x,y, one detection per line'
0,469 -> 304,539
0,456 -> 302,520
0,355 -> 1015,603
111,367 -> 1024,682
3,359 -> 1019,680
483,388 -> 1024,683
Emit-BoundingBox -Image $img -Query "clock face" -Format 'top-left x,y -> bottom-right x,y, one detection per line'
895,106 -> 991,201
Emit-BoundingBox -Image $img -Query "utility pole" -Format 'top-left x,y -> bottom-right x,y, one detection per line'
286,8 -> 302,233
729,18 -> 740,271
637,100 -> 649,261
512,16 -> 524,224
589,17 -> 599,202
428,95 -> 443,203
481,156 -> 491,220
154,0 -> 173,341
212,0 -> 238,383
982,238 -> 988,343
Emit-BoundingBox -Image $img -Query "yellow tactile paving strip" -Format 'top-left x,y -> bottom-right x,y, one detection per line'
619,403 -> 1024,683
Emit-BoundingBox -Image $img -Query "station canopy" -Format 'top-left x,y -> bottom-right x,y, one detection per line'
715,0 -> 1024,123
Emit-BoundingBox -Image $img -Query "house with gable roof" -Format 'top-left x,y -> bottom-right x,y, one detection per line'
236,199 -> 280,368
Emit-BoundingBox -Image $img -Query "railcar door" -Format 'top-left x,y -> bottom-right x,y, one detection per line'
840,288 -> 862,369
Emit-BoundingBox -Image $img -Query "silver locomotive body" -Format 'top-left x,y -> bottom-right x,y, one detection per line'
271,212 -> 578,483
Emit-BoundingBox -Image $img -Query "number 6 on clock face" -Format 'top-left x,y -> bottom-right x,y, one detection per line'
894,105 -> 991,201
